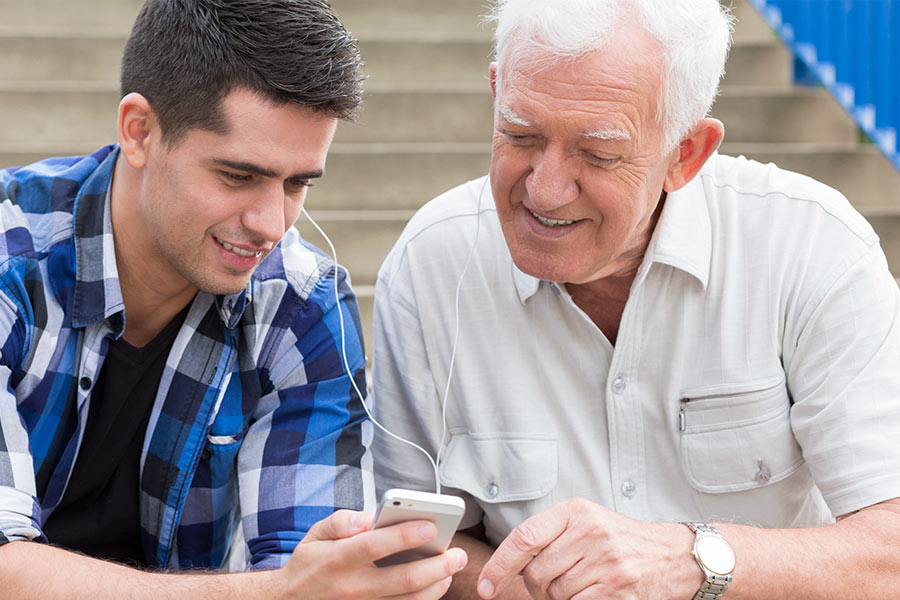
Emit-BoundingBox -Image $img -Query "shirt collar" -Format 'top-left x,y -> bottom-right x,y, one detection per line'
511,164 -> 712,303
72,146 -> 126,330
72,146 -> 251,331
645,167 -> 712,288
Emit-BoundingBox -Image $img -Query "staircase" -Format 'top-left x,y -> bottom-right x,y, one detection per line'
1,0 -> 897,349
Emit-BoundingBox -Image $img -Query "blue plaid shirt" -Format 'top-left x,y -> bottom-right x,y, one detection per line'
0,145 -> 372,570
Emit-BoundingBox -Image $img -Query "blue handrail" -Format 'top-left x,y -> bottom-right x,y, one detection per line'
747,0 -> 899,172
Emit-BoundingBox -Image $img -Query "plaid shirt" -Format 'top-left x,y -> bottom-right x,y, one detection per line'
0,145 -> 372,570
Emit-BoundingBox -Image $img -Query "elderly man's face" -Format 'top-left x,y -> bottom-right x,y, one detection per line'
489,26 -> 679,285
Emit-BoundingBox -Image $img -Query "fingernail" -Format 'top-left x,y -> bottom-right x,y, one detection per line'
452,548 -> 468,570
478,578 -> 495,598
419,522 -> 437,540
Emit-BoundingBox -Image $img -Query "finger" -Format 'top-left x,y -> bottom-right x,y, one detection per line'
386,576 -> 454,600
346,519 -> 440,563
543,557 -> 594,600
379,548 -> 467,596
477,508 -> 569,599
302,510 -> 373,543
521,543 -> 583,600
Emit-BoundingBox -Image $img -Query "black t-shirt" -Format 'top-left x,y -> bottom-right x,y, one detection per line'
42,307 -> 189,566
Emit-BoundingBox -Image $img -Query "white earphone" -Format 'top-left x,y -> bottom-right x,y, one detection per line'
300,176 -> 488,494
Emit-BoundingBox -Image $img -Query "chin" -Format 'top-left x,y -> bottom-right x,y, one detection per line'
512,254 -> 575,284
191,274 -> 253,296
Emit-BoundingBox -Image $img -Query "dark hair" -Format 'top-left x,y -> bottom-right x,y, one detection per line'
121,0 -> 363,145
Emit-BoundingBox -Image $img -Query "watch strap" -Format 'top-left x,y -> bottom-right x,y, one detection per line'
692,573 -> 732,600
682,522 -> 733,600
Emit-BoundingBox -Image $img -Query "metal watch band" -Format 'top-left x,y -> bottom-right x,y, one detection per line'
682,522 -> 734,600
684,522 -> 716,536
691,573 -> 732,600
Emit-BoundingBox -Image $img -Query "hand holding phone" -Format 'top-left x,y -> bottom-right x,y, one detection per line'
372,488 -> 465,566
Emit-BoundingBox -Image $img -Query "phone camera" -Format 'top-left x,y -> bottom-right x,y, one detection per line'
392,501 -> 401,506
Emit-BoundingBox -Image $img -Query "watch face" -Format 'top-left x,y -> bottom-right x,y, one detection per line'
696,534 -> 736,575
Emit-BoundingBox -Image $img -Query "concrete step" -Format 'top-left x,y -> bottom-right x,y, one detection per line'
723,42 -> 792,88
0,84 -> 118,148
0,33 -> 125,83
357,35 -> 790,89
0,0 -> 142,32
712,87 -> 860,145
0,0 -> 776,43
296,211 -> 411,286
729,0 -> 779,43
315,143 -> 490,210
0,29 -> 790,90
332,0 -> 490,37
865,209 -> 900,281
335,0 -> 772,42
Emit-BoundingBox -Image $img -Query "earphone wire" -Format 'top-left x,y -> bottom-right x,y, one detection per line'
434,176 -> 487,491
300,206 -> 441,491
301,175 -> 487,495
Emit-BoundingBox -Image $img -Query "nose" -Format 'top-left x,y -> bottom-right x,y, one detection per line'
525,144 -> 579,211
241,181 -> 287,244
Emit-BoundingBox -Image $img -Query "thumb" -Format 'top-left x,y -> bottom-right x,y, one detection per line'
301,510 -> 373,544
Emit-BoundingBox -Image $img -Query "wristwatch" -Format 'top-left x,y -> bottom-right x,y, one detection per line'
682,522 -> 735,600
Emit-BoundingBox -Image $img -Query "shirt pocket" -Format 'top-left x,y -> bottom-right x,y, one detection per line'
439,432 -> 558,542
679,374 -> 804,494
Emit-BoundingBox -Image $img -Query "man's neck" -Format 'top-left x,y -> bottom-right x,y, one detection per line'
566,273 -> 635,345
110,156 -> 197,347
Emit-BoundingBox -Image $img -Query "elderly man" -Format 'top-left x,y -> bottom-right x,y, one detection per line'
0,0 -> 466,597
371,0 -> 900,598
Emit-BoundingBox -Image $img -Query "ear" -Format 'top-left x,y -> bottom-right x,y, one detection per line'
489,62 -> 499,101
117,92 -> 157,170
663,118 -> 724,192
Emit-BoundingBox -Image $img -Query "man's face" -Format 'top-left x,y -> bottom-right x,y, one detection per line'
137,88 -> 338,295
489,27 -> 678,285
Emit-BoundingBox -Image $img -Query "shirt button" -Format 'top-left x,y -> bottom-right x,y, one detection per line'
485,483 -> 499,499
621,480 -> 636,497
79,377 -> 92,390
755,461 -> 772,484
611,376 -> 626,394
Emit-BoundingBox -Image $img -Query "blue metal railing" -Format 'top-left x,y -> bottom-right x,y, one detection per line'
747,0 -> 899,171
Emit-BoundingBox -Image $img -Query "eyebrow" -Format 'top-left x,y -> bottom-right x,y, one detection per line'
212,158 -> 324,180
582,127 -> 632,142
498,104 -> 631,143
497,104 -> 534,127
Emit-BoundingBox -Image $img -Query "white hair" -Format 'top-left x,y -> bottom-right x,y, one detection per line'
486,0 -> 734,150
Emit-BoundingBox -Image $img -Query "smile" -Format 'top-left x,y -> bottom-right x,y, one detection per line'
529,209 -> 575,227
216,237 -> 263,258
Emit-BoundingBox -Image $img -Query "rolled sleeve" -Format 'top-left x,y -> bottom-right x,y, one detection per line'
0,286 -> 44,547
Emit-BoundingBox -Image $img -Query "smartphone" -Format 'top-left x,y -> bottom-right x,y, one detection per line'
372,488 -> 466,566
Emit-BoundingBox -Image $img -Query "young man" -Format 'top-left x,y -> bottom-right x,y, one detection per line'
0,1 -> 465,597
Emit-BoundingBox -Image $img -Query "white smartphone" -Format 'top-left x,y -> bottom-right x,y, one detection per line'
372,488 -> 466,566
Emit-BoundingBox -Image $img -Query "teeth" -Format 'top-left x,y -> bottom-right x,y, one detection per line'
530,210 -> 575,227
219,239 -> 261,258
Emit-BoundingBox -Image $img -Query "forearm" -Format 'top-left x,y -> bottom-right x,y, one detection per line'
0,541 -> 278,600
446,530 -> 530,600
717,498 -> 900,599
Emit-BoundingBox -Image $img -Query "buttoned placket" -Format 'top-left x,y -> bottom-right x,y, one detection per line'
51,318 -> 118,509
606,262 -> 652,519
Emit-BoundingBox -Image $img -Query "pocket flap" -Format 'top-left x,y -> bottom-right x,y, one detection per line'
440,433 -> 557,503
680,379 -> 804,493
